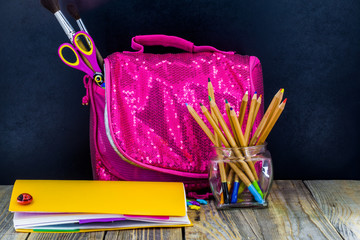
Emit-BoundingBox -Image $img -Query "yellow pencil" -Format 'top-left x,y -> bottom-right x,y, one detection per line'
208,78 -> 229,204
208,79 -> 220,147
257,98 -> 287,145
249,89 -> 283,146
200,103 -> 230,147
186,104 -> 216,145
209,97 -> 244,158
225,99 -> 240,145
229,108 -> 246,147
227,169 -> 235,192
227,162 -> 264,204
263,89 -> 284,129
238,91 -> 248,127
251,94 -> 262,128
244,92 -> 257,145
230,107 -> 259,181
209,97 -> 259,185
193,102 -> 263,203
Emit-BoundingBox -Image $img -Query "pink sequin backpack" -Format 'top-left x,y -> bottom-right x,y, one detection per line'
83,35 -> 264,194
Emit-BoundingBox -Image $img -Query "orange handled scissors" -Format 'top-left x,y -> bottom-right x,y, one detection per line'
58,31 -> 104,88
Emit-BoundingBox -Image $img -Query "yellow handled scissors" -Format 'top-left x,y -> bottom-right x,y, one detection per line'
58,31 -> 104,87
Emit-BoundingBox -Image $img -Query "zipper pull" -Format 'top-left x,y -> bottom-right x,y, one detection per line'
82,75 -> 91,106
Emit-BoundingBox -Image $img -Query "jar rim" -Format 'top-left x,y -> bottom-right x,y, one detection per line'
212,142 -> 267,150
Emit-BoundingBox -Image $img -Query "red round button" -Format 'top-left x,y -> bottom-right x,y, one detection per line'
17,193 -> 33,205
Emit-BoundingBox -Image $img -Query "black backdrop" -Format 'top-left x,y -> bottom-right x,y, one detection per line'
1,0 -> 359,184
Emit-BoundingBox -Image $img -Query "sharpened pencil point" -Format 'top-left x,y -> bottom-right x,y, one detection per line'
225,99 -> 228,104
185,103 -> 188,106
230,107 -> 233,110
208,96 -> 212,102
245,91 -> 248,95
254,91 -> 257,94
199,103 -> 203,106
259,95 -> 262,98
208,78 -> 211,82
283,98 -> 287,103
281,88 -> 284,93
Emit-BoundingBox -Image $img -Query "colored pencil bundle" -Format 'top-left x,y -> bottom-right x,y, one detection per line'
186,78 -> 287,205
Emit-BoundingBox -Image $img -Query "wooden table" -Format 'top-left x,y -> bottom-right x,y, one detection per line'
0,180 -> 359,240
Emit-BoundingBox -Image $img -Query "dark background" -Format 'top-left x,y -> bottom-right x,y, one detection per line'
1,0 -> 359,184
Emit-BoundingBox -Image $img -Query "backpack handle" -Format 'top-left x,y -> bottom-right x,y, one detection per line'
126,34 -> 234,54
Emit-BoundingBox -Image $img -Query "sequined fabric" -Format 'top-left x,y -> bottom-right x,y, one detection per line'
105,52 -> 264,176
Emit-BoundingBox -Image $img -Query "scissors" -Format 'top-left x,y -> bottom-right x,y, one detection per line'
58,31 -> 104,88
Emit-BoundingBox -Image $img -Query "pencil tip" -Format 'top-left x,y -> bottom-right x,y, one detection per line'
230,107 -> 233,110
185,103 -> 188,106
281,88 -> 284,93
254,91 -> 257,94
225,99 -> 228,103
283,98 -> 287,103
199,103 -> 203,106
208,96 -> 212,101
259,94 -> 262,98
208,78 -> 211,82
245,91 -> 248,95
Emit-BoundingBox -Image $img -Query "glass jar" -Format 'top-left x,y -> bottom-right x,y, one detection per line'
209,144 -> 273,209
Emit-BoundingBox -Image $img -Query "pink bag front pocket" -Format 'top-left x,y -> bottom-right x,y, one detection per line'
104,52 -> 263,178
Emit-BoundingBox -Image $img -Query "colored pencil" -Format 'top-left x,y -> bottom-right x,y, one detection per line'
249,89 -> 283,146
208,78 -> 229,204
230,107 -> 259,181
186,104 -> 216,145
209,97 -> 261,193
251,94 -> 262,128
227,169 -> 235,192
200,104 -> 230,147
192,102 -> 264,204
229,108 -> 247,147
231,175 -> 240,203
238,91 -> 248,127
244,92 -> 257,145
227,162 -> 264,204
264,88 -> 284,136
208,79 -> 220,147
226,99 -> 240,145
257,98 -> 287,145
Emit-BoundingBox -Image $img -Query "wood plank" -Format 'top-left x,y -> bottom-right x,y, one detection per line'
0,186 -> 28,240
185,198 -> 263,239
104,227 -> 182,240
27,231 -> 105,240
305,180 -> 360,240
253,180 -> 342,240
185,180 -> 342,240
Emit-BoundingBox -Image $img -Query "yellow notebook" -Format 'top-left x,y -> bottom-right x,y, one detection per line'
9,180 -> 192,232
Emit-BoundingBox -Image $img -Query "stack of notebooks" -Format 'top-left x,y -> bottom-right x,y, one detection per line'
9,180 -> 192,232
